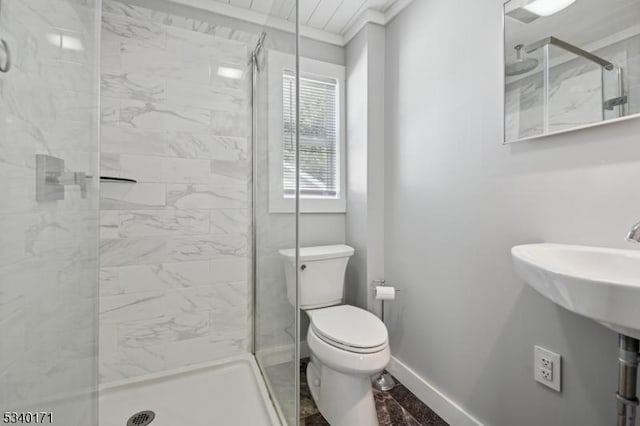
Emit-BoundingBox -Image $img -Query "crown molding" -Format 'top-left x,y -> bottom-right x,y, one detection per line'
384,0 -> 416,23
342,8 -> 386,44
169,0 -> 416,47
342,0 -> 415,44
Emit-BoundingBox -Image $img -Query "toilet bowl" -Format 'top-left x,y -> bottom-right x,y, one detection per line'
305,305 -> 390,426
279,245 -> 390,426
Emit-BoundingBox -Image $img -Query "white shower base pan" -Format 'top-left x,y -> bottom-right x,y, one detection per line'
99,354 -> 280,426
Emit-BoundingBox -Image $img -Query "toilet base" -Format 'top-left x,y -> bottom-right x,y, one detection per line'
307,358 -> 379,426
372,372 -> 396,391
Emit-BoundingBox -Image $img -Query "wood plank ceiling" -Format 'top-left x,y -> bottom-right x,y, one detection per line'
217,0 -> 401,39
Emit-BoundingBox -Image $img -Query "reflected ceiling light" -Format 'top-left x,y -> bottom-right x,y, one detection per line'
217,66 -> 244,80
46,33 -> 84,51
523,0 -> 576,17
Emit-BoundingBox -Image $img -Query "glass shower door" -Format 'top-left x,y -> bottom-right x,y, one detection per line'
252,3 -> 300,425
0,0 -> 101,424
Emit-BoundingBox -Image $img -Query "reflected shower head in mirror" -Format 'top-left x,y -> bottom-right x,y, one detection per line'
505,44 -> 539,76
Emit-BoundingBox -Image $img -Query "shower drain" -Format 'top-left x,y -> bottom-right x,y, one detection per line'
126,410 -> 155,426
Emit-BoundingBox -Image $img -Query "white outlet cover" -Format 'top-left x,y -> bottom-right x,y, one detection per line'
534,345 -> 561,392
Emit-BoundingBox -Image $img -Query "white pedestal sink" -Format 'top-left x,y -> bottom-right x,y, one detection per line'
511,243 -> 640,426
511,243 -> 640,339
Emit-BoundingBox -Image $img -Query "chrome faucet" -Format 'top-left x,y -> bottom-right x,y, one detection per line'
626,222 -> 640,243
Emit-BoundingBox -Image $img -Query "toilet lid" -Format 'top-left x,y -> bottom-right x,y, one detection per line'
309,305 -> 388,350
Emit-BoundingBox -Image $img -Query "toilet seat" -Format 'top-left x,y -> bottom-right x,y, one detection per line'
308,305 -> 388,354
306,323 -> 390,376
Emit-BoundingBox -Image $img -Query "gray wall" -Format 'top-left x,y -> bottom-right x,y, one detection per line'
345,24 -> 387,315
384,0 -> 640,425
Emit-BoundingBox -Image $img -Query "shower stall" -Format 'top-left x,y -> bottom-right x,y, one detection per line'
0,0 -> 304,425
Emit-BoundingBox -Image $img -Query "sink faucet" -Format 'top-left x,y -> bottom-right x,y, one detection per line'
626,222 -> 640,243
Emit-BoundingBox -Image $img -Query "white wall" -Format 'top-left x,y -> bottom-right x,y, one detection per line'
384,0 -> 640,425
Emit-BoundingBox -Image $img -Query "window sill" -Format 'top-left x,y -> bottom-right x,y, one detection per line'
269,197 -> 346,214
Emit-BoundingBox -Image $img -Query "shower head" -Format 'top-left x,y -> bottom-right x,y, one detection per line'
506,44 -> 539,76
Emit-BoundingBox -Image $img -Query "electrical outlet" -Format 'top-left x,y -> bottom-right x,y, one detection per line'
540,367 -> 552,381
534,346 -> 561,392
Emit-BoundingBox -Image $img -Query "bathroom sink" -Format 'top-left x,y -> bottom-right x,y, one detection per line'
511,243 -> 640,338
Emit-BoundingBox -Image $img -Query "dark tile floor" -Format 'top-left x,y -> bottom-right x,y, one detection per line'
300,359 -> 448,426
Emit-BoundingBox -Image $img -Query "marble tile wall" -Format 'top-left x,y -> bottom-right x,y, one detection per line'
0,0 -> 101,424
506,33 -> 640,141
99,0 -> 257,383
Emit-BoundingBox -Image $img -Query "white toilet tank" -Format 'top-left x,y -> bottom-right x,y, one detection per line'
279,245 -> 355,309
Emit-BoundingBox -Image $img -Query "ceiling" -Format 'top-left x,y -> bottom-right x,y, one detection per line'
176,0 -> 413,45
224,0 -> 398,33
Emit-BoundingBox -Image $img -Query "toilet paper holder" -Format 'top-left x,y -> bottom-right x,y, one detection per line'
371,279 -> 400,293
371,279 -> 398,322
371,279 -> 398,392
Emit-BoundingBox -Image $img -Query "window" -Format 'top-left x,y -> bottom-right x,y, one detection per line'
282,72 -> 339,198
268,51 -> 346,213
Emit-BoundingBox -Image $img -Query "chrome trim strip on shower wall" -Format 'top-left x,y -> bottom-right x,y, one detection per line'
525,36 -> 615,70
542,44 -> 550,133
294,0 -> 301,423
250,31 -> 266,357
250,44 -> 257,357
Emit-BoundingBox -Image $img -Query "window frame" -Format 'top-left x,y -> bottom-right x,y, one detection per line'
267,49 -> 347,214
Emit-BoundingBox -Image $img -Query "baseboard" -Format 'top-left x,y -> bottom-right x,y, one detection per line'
387,356 -> 484,426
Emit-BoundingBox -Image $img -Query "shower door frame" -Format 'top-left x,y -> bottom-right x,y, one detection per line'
250,1 -> 301,424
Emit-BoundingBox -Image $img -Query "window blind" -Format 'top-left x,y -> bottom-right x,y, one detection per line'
282,72 -> 339,198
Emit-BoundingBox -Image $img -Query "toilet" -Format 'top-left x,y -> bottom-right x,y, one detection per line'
279,245 -> 390,426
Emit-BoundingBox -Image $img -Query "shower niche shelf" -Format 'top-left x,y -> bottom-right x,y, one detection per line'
99,176 -> 137,183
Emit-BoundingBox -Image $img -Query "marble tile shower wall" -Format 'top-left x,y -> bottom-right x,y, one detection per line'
0,0 -> 100,424
99,0 -> 258,383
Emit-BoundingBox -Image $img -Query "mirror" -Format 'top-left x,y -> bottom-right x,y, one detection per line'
503,0 -> 640,143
